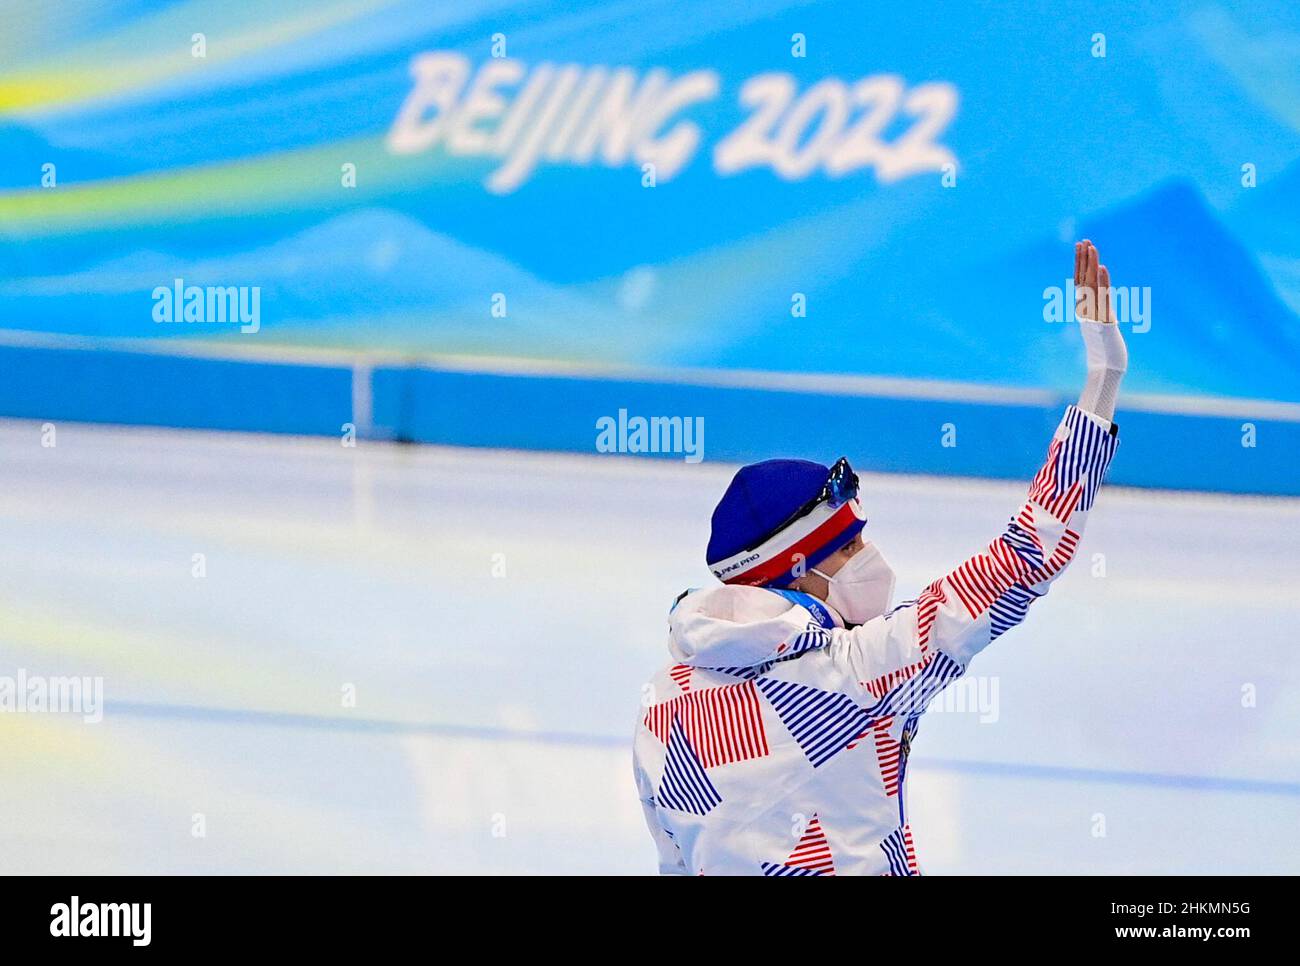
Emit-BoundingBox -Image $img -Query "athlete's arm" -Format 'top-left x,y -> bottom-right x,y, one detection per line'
828,241 -> 1126,700
1074,239 -> 1128,424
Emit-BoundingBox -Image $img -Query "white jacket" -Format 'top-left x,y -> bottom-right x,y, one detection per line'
633,405 -> 1119,875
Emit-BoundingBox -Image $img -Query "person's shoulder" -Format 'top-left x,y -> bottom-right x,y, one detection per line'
667,584 -> 841,670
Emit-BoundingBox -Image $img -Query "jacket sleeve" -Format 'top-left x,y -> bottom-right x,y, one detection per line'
830,405 -> 1119,705
634,754 -> 690,875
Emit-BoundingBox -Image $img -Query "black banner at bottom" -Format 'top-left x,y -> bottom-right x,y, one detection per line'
2,875 -> 1282,952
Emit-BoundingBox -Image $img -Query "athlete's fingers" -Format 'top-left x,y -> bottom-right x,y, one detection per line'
1075,241 -> 1083,288
1099,265 -> 1111,324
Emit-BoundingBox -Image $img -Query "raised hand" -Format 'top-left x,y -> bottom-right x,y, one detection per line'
1074,239 -> 1114,324
1072,239 -> 1127,422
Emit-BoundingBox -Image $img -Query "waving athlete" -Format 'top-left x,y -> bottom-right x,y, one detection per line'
633,241 -> 1128,875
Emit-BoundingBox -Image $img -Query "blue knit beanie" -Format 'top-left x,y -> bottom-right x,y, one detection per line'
706,459 -> 863,587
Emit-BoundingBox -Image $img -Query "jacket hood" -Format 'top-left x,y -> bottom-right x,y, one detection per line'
668,584 -> 842,668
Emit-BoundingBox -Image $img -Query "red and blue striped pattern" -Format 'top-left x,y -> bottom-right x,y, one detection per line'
657,715 -> 722,815
644,680 -> 769,768
761,813 -> 836,876
989,583 -> 1038,641
1029,406 -> 1118,520
864,651 -> 964,720
880,824 -> 919,876
755,677 -> 870,768
872,718 -> 903,796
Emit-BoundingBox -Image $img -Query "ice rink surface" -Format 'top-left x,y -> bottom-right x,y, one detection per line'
1,418 -> 1297,874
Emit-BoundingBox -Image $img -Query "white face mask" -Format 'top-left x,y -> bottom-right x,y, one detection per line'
812,541 -> 897,625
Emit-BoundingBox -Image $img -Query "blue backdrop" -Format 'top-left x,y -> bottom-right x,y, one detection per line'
1,0 -> 1297,489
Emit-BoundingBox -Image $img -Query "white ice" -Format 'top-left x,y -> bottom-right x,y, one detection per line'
0,419 -> 1296,874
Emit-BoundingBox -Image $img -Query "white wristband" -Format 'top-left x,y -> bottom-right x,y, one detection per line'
1077,318 -> 1127,422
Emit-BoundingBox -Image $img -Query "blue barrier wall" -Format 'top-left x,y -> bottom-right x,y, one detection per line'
5,344 -> 1294,496
0,345 -> 351,436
